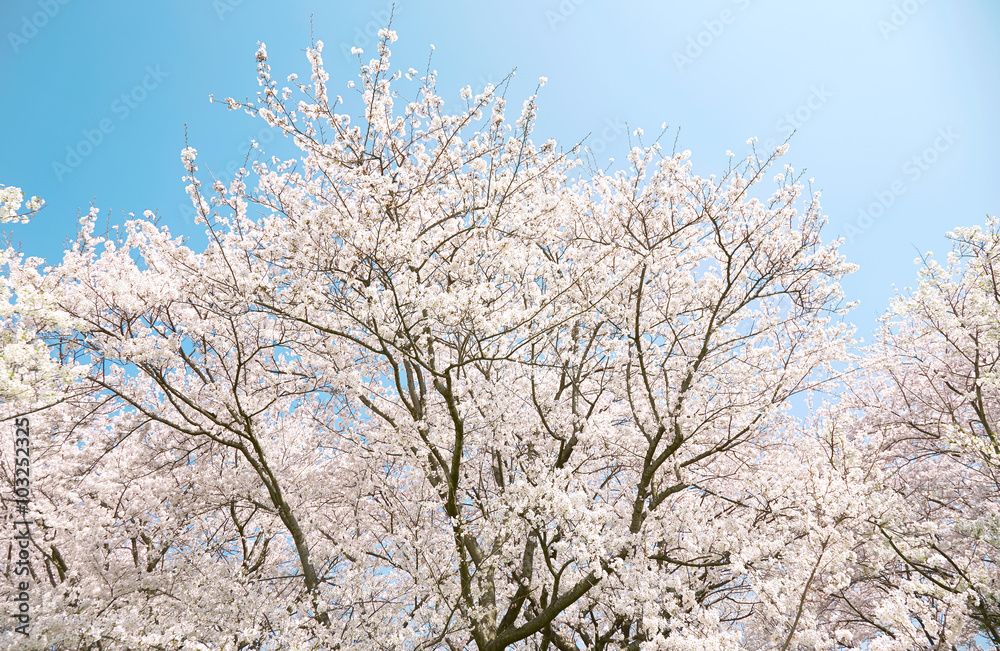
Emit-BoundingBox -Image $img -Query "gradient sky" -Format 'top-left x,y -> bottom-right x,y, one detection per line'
1,1 -> 998,340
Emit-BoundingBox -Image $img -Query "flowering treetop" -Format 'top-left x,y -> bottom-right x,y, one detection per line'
0,27 -> 995,651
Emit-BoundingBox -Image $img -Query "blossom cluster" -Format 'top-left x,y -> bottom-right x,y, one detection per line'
0,184 -> 43,224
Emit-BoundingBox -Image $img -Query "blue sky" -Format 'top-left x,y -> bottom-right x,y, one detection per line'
1,1 -> 997,339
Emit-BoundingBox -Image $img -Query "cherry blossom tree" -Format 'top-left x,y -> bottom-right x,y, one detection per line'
839,220 -> 1000,649
0,30 -> 913,650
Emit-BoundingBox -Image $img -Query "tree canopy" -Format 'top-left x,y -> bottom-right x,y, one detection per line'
1,29 -> 997,651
